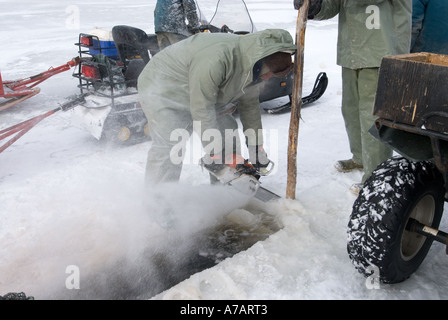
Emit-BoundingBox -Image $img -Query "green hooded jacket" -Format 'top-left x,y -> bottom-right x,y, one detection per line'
138,29 -> 296,147
314,0 -> 412,69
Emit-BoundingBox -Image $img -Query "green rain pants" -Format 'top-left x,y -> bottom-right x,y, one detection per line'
341,67 -> 392,183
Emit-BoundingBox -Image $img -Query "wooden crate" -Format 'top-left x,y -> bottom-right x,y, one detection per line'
374,52 -> 448,133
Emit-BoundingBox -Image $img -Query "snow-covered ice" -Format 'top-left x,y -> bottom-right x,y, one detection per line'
1,0 -> 447,300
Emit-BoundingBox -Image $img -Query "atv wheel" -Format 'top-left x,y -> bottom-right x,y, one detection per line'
144,123 -> 150,137
101,115 -> 133,143
347,156 -> 445,283
102,124 -> 132,143
116,126 -> 131,141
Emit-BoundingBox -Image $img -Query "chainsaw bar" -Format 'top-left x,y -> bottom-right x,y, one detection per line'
202,162 -> 281,202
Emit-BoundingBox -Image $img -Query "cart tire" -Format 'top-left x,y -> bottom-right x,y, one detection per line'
347,156 -> 445,283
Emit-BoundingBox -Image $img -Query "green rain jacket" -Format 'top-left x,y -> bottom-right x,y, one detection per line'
314,0 -> 412,69
138,29 -> 296,147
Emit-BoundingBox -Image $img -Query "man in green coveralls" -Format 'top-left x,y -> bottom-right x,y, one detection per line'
138,29 -> 297,185
294,0 -> 412,194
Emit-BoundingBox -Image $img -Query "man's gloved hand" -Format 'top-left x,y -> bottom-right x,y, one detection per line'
200,153 -> 246,173
293,0 -> 323,19
249,145 -> 274,176
293,0 -> 304,9
250,145 -> 270,168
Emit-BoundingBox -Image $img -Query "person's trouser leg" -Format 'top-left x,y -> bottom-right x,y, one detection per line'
358,68 -> 392,183
145,127 -> 184,184
156,32 -> 188,50
341,67 -> 363,165
144,109 -> 192,185
156,32 -> 171,50
165,32 -> 188,45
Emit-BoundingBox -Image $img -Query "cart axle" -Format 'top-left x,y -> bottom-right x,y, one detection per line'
407,218 -> 448,254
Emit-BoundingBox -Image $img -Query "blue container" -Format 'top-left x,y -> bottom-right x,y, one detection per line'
89,39 -> 119,59
87,28 -> 119,59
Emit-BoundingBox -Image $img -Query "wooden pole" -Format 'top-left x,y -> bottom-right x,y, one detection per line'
286,0 -> 309,199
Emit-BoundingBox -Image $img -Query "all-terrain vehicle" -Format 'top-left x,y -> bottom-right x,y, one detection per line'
347,52 -> 448,284
69,0 -> 327,143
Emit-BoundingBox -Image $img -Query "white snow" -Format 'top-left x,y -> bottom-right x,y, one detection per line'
1,0 -> 447,300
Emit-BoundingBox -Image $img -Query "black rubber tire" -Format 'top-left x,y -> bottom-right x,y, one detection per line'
347,156 -> 445,284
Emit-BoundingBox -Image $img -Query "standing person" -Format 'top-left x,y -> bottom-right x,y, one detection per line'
154,0 -> 201,50
411,0 -> 448,54
293,0 -> 412,194
138,29 -> 297,185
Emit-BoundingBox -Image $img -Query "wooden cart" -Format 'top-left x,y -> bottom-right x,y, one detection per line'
347,52 -> 448,284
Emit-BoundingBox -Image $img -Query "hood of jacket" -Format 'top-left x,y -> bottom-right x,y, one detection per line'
236,29 -> 297,81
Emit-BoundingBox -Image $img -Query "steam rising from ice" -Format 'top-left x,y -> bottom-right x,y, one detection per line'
0,157 -> 251,299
